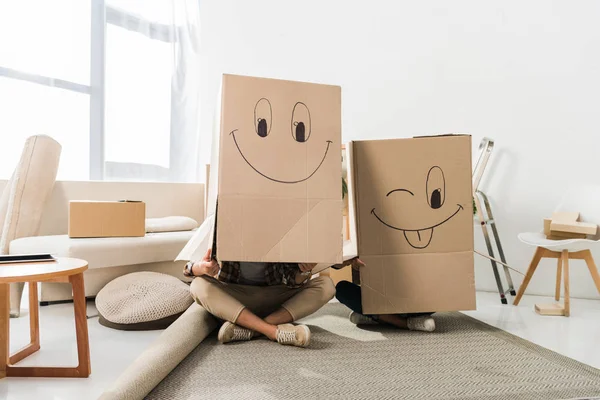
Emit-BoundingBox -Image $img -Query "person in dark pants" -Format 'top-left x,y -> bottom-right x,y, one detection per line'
334,259 -> 436,332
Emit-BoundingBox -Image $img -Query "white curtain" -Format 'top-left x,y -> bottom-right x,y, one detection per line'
0,0 -> 203,183
104,0 -> 203,183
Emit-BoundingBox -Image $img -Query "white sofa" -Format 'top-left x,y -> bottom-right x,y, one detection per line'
0,180 -> 204,303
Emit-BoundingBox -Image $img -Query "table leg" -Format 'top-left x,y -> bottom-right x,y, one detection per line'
6,274 -> 91,378
0,283 -> 9,379
9,282 -> 40,365
70,273 -> 90,377
29,282 -> 39,346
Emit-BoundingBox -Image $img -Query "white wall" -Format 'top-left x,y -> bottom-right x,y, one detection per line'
199,0 -> 600,299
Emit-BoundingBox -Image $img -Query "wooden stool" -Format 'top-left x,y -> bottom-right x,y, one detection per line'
513,248 -> 600,317
0,257 -> 90,378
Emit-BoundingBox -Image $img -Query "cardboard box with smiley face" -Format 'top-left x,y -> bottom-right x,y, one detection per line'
180,74 -> 343,264
346,135 -> 475,314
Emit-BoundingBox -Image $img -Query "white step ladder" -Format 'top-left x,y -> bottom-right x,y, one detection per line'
473,138 -> 516,304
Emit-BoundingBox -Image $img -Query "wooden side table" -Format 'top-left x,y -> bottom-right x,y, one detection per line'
0,257 -> 90,379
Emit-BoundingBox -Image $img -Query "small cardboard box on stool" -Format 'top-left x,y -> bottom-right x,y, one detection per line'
68,200 -> 146,238
178,74 -> 343,264
346,135 -> 476,314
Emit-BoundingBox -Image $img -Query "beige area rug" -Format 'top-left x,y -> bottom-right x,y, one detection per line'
146,303 -> 600,400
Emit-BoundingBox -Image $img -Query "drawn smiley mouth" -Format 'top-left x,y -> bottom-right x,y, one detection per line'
231,129 -> 333,184
371,204 -> 464,249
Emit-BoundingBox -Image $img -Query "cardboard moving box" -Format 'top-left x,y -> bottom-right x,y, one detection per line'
346,135 -> 475,314
178,74 -> 343,264
69,200 -> 146,238
543,212 -> 597,239
550,221 -> 597,236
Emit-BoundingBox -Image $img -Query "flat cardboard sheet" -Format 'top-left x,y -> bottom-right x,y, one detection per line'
347,136 -> 476,314
179,74 -> 343,264
176,214 -> 215,261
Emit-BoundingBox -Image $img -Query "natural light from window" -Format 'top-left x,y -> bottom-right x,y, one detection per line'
104,24 -> 172,169
0,0 -> 90,85
0,0 -> 176,181
0,77 -> 90,180
0,0 -> 90,180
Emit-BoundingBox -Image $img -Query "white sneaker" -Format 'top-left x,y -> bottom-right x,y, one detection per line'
275,324 -> 311,348
217,321 -> 255,344
407,316 -> 436,332
349,311 -> 377,325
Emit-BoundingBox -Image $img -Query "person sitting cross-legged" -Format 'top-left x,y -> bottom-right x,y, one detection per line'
186,248 -> 335,348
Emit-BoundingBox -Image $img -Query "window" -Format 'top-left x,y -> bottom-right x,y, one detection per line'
0,78 -> 90,180
104,24 -> 172,171
103,0 -> 177,181
0,0 -> 90,85
0,0 -> 91,180
0,0 -> 185,182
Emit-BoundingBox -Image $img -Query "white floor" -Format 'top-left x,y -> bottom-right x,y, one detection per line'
1,291 -> 600,400
464,292 -> 600,370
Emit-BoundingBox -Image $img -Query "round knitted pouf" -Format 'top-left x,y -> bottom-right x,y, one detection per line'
96,272 -> 193,331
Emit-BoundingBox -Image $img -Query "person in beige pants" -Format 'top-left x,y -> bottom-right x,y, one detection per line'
186,249 -> 336,348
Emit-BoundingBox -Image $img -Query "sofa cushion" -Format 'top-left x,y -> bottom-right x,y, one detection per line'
9,230 -> 195,270
145,216 -> 199,233
1,135 -> 61,254
95,271 -> 193,331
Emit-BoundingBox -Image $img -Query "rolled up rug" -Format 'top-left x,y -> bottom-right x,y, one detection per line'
99,302 -> 218,400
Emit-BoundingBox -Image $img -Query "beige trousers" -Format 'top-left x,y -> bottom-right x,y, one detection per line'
190,275 -> 335,323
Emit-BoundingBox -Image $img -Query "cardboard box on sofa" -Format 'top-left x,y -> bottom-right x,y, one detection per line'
69,200 -> 146,238
346,135 -> 476,315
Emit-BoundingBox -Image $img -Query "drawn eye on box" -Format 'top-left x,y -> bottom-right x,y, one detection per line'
371,165 -> 464,249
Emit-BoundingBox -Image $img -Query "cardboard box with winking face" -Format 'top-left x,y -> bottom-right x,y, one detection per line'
346,135 -> 476,314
